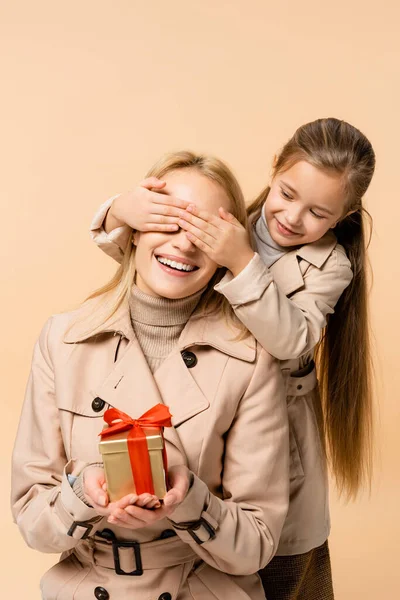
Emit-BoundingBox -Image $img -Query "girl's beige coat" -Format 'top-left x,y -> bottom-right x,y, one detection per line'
11,302 -> 289,599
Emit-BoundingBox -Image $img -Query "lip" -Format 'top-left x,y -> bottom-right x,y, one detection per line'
275,217 -> 301,237
154,254 -> 199,278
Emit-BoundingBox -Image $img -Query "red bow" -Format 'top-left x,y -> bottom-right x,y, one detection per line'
100,404 -> 172,495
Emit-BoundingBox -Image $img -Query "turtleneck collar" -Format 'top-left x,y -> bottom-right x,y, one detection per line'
129,283 -> 204,327
253,207 -> 289,267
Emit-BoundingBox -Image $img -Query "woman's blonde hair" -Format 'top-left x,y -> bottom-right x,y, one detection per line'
81,151 -> 249,338
248,118 -> 376,499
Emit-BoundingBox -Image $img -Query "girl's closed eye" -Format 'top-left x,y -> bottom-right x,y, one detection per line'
280,188 -> 293,200
310,209 -> 326,219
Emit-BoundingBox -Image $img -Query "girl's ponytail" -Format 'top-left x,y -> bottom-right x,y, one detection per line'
316,208 -> 373,498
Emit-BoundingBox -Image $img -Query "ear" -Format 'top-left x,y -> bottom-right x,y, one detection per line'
132,230 -> 140,246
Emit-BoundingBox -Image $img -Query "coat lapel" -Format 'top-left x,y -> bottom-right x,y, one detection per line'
91,337 -> 189,464
153,351 -> 209,428
270,231 -> 338,296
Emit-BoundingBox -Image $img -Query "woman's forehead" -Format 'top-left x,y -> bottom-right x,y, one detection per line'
162,169 -> 231,212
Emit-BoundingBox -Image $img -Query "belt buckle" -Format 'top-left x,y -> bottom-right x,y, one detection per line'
97,529 -> 143,576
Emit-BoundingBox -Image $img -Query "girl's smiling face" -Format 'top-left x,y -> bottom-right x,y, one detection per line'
264,160 -> 348,246
134,168 -> 232,299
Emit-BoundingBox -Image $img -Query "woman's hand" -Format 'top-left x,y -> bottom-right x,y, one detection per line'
178,205 -> 255,276
105,177 -> 191,234
82,466 -> 161,517
106,465 -> 192,530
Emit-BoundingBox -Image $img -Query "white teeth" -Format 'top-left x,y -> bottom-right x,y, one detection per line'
157,257 -> 196,272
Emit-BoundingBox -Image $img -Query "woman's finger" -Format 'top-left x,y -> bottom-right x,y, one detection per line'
107,514 -> 144,528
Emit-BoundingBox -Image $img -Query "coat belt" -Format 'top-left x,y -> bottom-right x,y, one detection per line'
75,531 -> 198,573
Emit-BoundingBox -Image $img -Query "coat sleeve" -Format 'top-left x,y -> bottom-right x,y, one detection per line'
168,349 -> 289,575
11,318 -> 103,553
90,195 -> 131,264
214,249 -> 353,360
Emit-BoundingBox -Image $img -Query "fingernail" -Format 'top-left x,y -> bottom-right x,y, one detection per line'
97,494 -> 107,507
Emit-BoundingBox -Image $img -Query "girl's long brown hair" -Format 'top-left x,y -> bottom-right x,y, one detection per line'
248,118 -> 376,498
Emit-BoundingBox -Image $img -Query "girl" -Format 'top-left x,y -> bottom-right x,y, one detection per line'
12,152 -> 290,600
89,118 -> 376,600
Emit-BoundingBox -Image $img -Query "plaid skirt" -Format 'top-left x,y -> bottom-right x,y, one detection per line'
259,541 -> 334,600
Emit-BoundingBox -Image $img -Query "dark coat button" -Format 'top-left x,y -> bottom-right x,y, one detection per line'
91,397 -> 106,412
181,351 -> 197,368
94,587 -> 109,600
158,594 -> 172,600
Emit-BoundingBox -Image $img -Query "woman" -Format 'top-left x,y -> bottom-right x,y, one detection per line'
12,151 -> 289,600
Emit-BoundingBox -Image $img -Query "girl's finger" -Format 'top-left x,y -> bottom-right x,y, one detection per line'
139,177 -> 167,190
185,232 -> 213,255
148,212 -> 181,224
179,211 -> 219,239
151,194 -> 191,210
178,219 -> 216,246
218,206 -> 241,226
149,203 -> 188,218
142,223 -> 179,233
186,204 -> 224,228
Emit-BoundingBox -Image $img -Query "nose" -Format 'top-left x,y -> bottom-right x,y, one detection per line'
285,205 -> 303,226
171,229 -> 196,253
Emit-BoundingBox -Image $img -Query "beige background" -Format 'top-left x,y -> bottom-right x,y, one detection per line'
1,1 -> 399,598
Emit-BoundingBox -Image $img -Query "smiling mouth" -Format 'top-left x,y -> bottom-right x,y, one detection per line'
156,256 -> 199,272
275,218 -> 301,236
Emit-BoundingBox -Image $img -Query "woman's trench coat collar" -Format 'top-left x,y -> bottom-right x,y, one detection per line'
62,299 -> 256,363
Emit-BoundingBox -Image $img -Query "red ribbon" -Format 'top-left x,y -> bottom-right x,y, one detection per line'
100,404 -> 172,495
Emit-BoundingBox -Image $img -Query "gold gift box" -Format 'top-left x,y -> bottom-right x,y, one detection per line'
99,426 -> 167,502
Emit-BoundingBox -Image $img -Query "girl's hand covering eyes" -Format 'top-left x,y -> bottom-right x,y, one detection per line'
178,205 -> 255,276
108,177 -> 191,233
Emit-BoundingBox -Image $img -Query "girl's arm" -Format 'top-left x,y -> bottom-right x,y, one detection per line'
90,181 -> 191,263
11,318 -> 104,553
214,247 -> 353,359
89,200 -> 353,360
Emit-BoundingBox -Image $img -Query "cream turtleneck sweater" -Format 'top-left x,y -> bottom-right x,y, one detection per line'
129,284 -> 204,373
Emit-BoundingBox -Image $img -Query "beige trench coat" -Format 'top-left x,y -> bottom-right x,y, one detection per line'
89,198 -> 353,555
11,300 -> 289,600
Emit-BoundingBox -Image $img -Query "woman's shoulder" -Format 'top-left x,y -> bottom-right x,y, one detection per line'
36,307 -> 88,352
